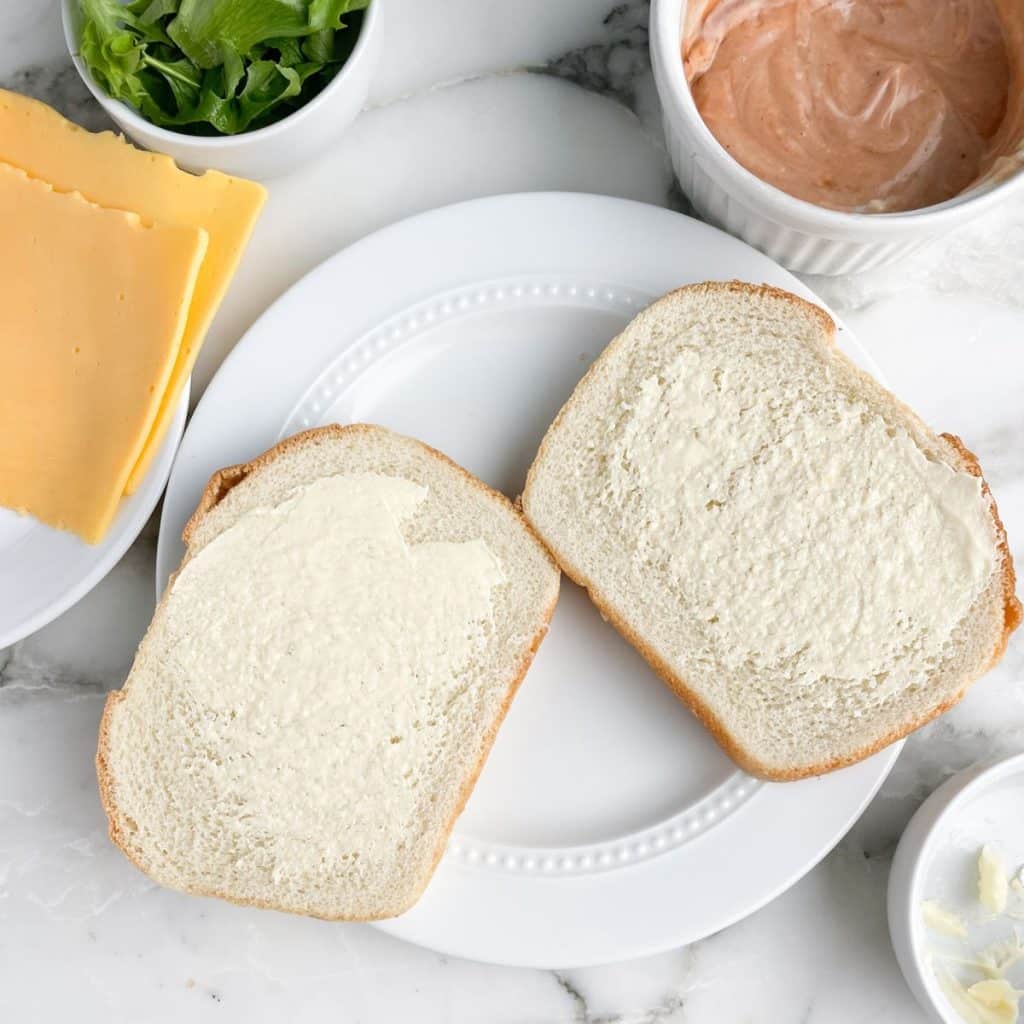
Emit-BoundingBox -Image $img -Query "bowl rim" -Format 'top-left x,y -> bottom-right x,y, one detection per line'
893,751 -> 1024,1023
60,0 -> 379,149
650,0 -> 1024,234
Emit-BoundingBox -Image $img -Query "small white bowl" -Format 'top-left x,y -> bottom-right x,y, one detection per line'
61,0 -> 380,179
649,0 -> 1024,275
888,752 -> 1024,1023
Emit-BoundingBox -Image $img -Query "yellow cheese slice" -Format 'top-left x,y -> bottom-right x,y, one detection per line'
0,89 -> 266,493
0,162 -> 208,543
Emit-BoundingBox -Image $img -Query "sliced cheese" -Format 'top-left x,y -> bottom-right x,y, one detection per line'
0,89 -> 266,492
0,162 -> 208,543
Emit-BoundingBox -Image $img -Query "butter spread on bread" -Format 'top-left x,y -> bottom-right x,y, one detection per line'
523,281 -> 1020,780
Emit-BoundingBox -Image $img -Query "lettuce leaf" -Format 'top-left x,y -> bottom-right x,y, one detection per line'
77,0 -> 369,135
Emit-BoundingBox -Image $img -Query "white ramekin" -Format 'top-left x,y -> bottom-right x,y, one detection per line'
888,753 -> 1024,1023
650,0 -> 1024,275
60,0 -> 380,179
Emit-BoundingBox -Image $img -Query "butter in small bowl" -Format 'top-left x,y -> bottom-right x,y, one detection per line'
889,755 -> 1024,1024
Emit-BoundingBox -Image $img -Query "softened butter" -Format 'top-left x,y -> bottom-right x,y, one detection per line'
606,348 -> 996,699
161,473 -> 504,859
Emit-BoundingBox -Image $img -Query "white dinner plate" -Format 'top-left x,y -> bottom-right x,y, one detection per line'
156,193 -> 901,968
0,387 -> 188,649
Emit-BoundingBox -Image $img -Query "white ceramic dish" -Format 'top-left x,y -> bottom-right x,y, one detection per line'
649,0 -> 1024,276
156,192 -> 900,968
889,752 -> 1024,1023
60,0 -> 380,180
0,386 -> 188,650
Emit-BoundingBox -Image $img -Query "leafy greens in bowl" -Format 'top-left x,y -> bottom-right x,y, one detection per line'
78,0 -> 370,136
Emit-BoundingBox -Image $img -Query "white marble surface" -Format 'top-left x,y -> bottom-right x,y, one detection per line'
2,2 -> 1024,1020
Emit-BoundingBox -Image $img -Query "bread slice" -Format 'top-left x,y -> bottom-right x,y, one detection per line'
522,281 -> 1020,780
98,424 -> 559,919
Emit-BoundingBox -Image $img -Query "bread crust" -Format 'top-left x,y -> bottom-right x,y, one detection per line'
98,423 -> 560,920
522,281 -> 1021,781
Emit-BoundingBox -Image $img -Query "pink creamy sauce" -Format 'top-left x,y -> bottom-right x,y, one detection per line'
684,0 -> 1024,212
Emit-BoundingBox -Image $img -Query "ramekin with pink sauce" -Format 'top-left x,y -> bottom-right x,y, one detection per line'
650,0 -> 1024,275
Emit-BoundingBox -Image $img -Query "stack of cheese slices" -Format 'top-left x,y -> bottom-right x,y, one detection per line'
0,91 -> 265,543
98,284 -> 1019,921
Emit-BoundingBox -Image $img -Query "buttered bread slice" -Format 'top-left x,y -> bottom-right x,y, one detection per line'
523,282 -> 1020,780
98,425 -> 559,919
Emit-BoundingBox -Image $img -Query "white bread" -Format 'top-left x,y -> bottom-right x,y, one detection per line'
522,282 -> 1020,780
98,424 -> 559,919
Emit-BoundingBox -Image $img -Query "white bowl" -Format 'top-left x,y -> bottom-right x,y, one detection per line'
60,0 -> 380,179
649,0 -> 1024,275
888,752 -> 1024,1023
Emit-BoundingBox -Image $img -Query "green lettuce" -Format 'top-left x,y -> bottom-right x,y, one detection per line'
78,0 -> 369,136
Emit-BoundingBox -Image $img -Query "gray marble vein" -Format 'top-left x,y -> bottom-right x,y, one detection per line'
554,972 -> 590,1021
543,1 -> 651,112
541,0 -> 689,213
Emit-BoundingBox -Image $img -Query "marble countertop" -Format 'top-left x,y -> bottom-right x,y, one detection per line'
2,1 -> 1024,1020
